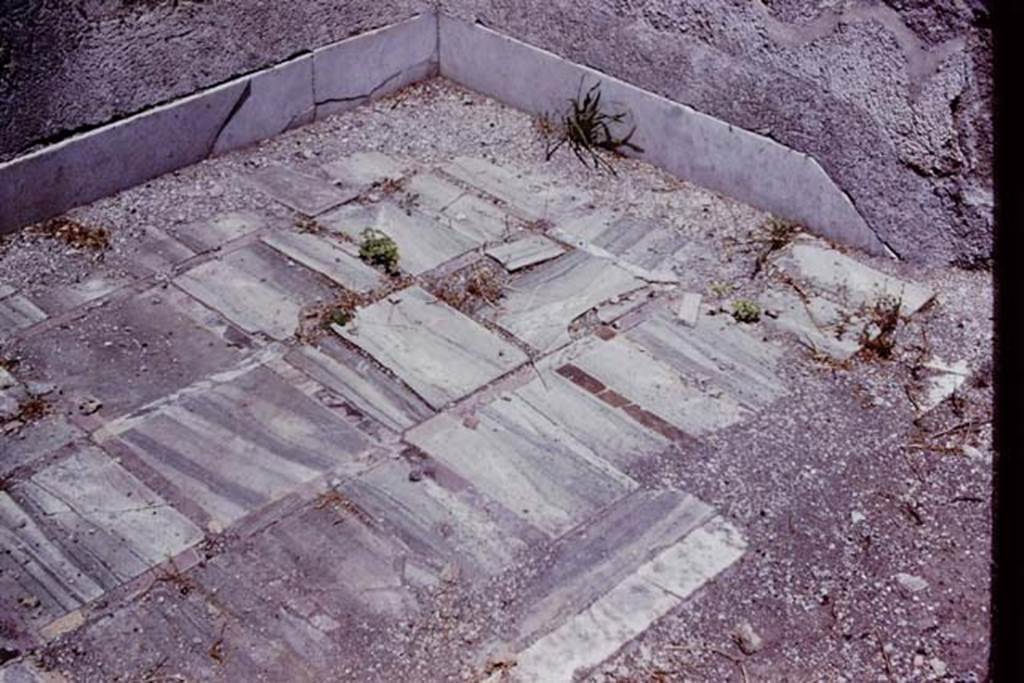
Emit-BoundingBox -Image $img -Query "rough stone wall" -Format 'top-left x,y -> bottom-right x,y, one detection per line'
440,0 -> 993,266
0,0 -> 429,160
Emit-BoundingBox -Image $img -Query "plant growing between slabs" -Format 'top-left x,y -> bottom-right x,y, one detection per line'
359,228 -> 400,275
542,79 -> 643,175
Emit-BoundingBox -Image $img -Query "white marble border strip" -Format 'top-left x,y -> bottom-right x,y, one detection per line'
0,13 -> 439,235
2,11 -> 889,259
438,15 -> 891,258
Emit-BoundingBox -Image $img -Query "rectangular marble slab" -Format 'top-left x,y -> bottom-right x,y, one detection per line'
175,243 -> 337,340
1,447 -> 202,621
406,402 -> 637,538
340,459 -> 537,580
0,293 -> 46,337
626,311 -> 788,410
107,364 -> 372,529
248,165 -> 359,216
174,211 -> 268,253
778,237 -> 934,313
335,287 -> 527,408
321,151 -> 410,190
441,156 -> 592,223
489,251 -> 644,352
284,336 -> 434,433
486,234 -> 565,271
573,335 -> 750,436
759,289 -> 864,360
262,231 -> 385,293
320,202 -> 479,275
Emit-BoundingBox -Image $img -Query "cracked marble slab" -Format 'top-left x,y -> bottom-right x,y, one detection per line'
335,287 -> 527,408
486,234 -> 565,271
102,364 -> 373,530
488,251 -> 645,352
175,242 -> 338,340
0,447 -> 202,624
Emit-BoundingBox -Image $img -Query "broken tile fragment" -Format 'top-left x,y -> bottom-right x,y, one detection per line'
0,293 -> 46,337
674,292 -> 703,327
485,234 -> 565,271
335,287 -> 527,408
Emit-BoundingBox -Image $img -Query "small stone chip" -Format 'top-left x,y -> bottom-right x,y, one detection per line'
894,572 -> 929,595
733,620 -> 764,654
462,415 -> 480,430
78,396 -> 103,415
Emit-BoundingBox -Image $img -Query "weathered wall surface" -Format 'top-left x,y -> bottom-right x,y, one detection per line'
0,0 -> 430,160
440,0 -> 993,266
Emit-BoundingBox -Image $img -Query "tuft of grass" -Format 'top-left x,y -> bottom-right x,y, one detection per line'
709,281 -> 734,299
750,216 -> 800,279
731,299 -> 762,323
358,229 -> 400,275
860,294 -> 903,359
432,263 -> 504,313
295,216 -> 322,234
542,79 -> 644,175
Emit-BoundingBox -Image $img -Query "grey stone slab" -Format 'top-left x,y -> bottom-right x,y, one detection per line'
336,287 -> 528,408
486,234 -> 565,271
595,291 -> 649,324
514,369 -> 668,469
489,251 -> 644,352
0,294 -> 46,336
574,336 -> 750,436
262,231 -> 385,293
284,336 -> 434,433
439,16 -> 889,257
108,364 -> 372,529
321,151 -> 409,190
16,285 -> 253,419
626,311 -> 788,410
175,242 -> 337,340
441,156 -> 593,224
406,171 -> 516,243
174,210 -> 268,252
248,165 -> 358,216
30,273 -> 133,316
320,202 -> 480,275
759,289 -> 864,360
212,54 -> 315,156
560,213 -> 685,272
313,13 -> 438,119
778,237 -> 935,313
0,78 -> 250,236
406,402 -> 638,538
0,283 -> 15,299
511,490 -> 714,647
340,459 -> 537,580
133,227 -> 195,274
512,516 -> 746,682
1,447 -> 201,620
1,415 -> 83,480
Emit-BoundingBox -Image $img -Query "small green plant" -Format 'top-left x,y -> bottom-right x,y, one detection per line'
709,281 -> 734,299
327,309 -> 353,327
731,299 -> 762,323
542,79 -> 643,175
750,216 -> 800,278
358,229 -> 400,275
860,294 -> 903,359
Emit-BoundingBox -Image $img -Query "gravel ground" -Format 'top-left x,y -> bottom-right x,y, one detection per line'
0,78 -> 992,682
